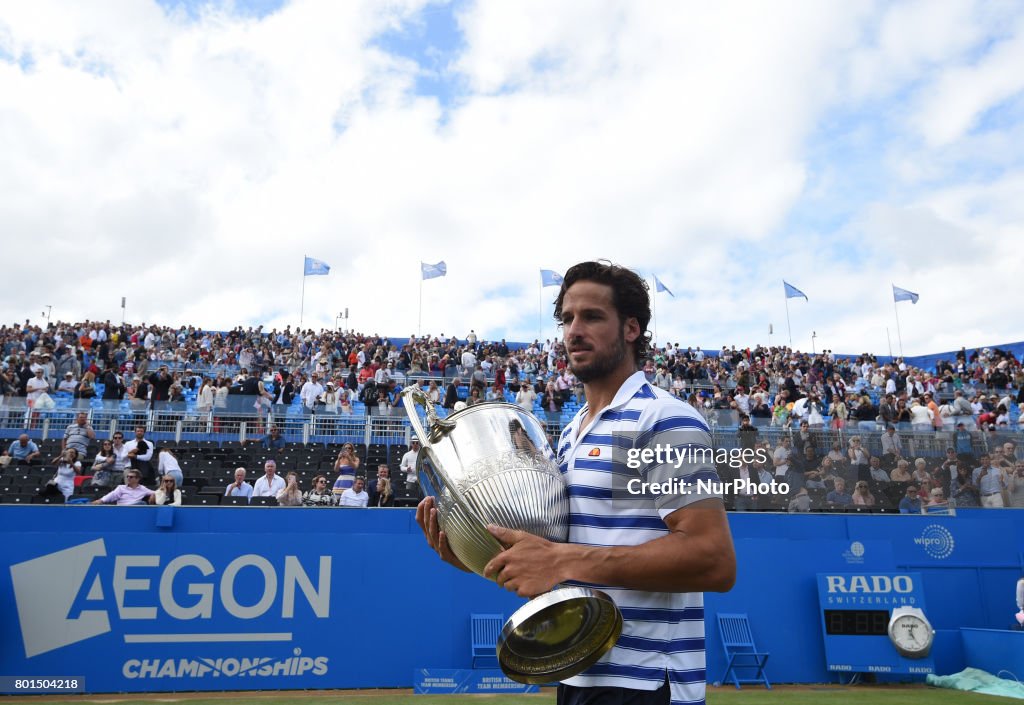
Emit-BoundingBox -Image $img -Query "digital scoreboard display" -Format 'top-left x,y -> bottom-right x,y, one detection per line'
816,573 -> 934,676
823,610 -> 889,636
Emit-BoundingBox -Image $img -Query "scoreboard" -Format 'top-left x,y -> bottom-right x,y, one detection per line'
816,572 -> 934,676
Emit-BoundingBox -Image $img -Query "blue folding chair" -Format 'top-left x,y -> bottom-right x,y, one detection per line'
470,614 -> 503,668
717,613 -> 771,689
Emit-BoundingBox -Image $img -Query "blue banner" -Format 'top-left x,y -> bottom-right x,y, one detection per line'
0,508 -> 1018,692
414,669 -> 538,694
0,509 -> 527,693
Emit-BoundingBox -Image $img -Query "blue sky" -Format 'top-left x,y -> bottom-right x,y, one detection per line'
155,0 -> 470,108
373,1 -> 466,111
156,0 -> 288,20
1,1 -> 1022,354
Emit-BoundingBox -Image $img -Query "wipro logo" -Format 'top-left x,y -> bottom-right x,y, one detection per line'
10,540 -> 332,659
914,524 -> 955,559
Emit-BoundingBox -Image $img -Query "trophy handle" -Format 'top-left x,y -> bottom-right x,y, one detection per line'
401,383 -> 455,445
401,383 -> 505,568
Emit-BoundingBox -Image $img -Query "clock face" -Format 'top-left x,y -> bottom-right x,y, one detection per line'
891,617 -> 927,649
888,608 -> 933,658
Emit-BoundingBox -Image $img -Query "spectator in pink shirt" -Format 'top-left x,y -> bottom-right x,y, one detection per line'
91,469 -> 155,505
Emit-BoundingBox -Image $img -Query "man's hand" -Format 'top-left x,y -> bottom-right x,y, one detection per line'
483,525 -> 571,598
415,497 -> 470,573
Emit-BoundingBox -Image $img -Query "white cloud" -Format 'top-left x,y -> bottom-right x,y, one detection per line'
911,12 -> 1024,146
844,0 -> 985,100
0,0 -> 1021,358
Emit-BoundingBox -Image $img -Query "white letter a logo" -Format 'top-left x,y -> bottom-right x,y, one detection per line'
10,539 -> 111,657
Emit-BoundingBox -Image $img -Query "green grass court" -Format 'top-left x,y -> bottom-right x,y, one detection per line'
19,685 -> 1012,705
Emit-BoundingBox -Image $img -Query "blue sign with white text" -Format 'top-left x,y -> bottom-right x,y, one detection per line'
8,536 -> 337,685
0,509 -> 530,693
0,507 -> 1017,692
816,572 -> 934,676
414,669 -> 538,694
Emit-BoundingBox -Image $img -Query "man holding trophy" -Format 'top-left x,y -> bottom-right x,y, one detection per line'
414,260 -> 736,705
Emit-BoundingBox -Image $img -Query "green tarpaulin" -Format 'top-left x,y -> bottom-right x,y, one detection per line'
927,668 -> 1024,699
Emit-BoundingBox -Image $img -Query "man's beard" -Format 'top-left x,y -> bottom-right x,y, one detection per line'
569,329 -> 628,384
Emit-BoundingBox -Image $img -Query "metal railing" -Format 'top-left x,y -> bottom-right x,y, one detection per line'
1,395 -> 1018,458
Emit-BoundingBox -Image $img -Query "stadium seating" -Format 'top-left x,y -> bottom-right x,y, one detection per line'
182,494 -> 219,506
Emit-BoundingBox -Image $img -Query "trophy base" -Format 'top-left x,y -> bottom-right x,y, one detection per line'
497,586 -> 623,684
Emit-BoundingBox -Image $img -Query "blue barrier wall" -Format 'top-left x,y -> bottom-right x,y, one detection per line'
0,507 -> 1020,693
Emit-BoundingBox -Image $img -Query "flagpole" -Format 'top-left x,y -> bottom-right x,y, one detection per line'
418,277 -> 423,338
299,256 -> 306,329
886,328 -> 893,358
538,279 -> 542,342
652,280 -> 658,345
784,294 -> 792,348
893,295 -> 904,358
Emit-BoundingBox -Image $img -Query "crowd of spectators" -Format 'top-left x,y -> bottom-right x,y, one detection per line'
2,419 -> 420,508
1,320 -> 1021,425
724,419 -> 1022,512
1,319 -> 1021,511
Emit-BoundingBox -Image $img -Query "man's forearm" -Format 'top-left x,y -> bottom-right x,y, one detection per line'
555,505 -> 735,593
562,535 -> 733,593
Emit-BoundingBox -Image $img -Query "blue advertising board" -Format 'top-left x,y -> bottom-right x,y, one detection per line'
0,506 -> 1020,693
815,572 -> 934,675
0,507 -> 529,693
413,669 -> 538,694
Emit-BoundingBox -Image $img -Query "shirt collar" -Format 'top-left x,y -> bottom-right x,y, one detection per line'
577,370 -> 649,419
605,370 -> 650,411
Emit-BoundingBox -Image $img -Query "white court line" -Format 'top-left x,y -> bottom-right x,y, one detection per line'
123,632 -> 293,643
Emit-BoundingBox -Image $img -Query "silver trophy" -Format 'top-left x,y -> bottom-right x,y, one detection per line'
403,385 -> 622,684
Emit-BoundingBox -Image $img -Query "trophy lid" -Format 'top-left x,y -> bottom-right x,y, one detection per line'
497,587 -> 623,684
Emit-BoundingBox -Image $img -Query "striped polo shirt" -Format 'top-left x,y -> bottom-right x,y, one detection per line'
557,371 -> 721,705
63,422 -> 92,455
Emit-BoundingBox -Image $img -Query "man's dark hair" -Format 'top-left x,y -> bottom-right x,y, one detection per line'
553,261 -> 652,365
